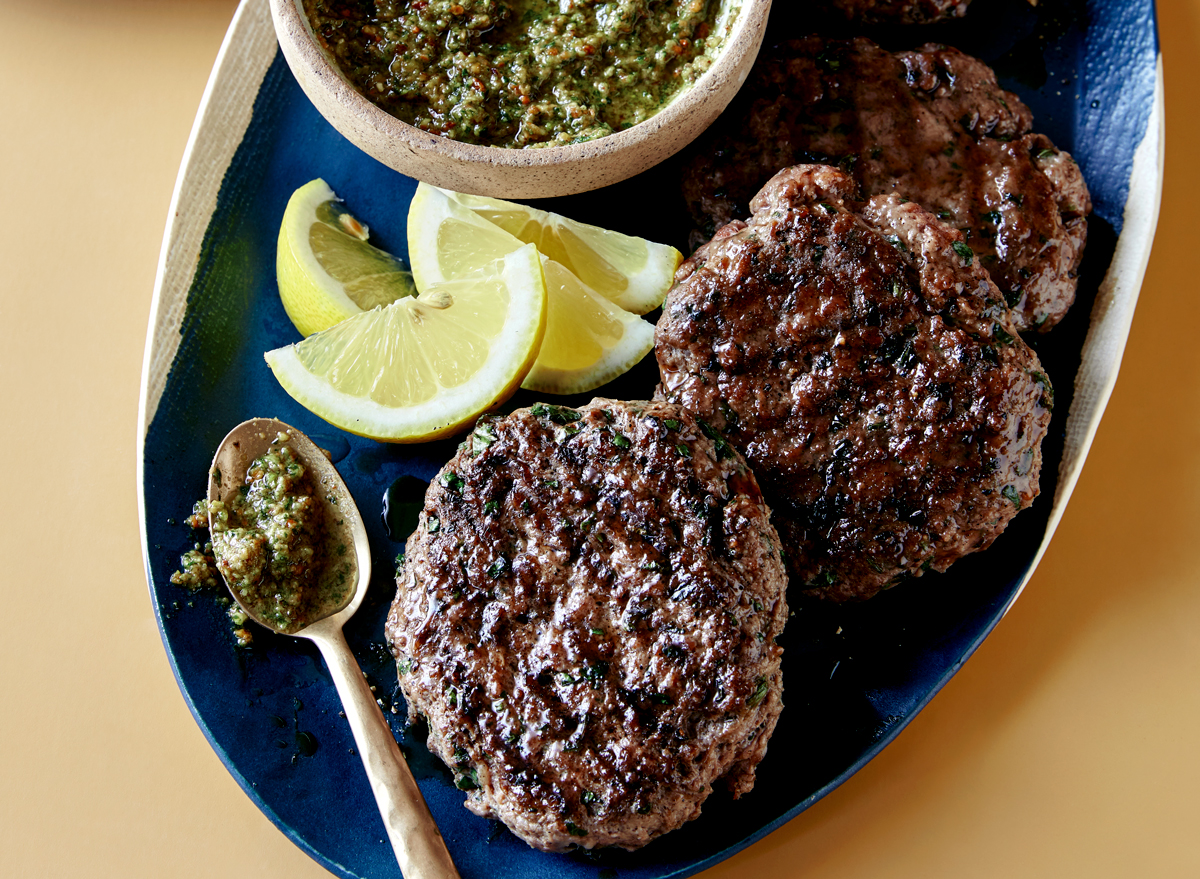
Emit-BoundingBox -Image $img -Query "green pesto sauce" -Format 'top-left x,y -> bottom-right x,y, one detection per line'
304,0 -> 730,148
171,545 -> 219,590
205,445 -> 352,635
171,527 -> 254,645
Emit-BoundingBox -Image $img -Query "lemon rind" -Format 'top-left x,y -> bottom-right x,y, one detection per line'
521,312 -> 655,395
600,242 -> 682,315
437,186 -> 681,314
277,179 -> 370,336
407,184 -> 525,290
407,184 -> 666,395
265,244 -> 547,441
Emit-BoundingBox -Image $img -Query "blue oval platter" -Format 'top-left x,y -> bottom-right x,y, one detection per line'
138,0 -> 1162,876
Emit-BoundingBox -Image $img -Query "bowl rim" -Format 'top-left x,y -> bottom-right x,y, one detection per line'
270,0 -> 773,164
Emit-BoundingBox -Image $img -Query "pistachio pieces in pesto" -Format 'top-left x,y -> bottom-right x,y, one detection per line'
171,441 -> 355,640
303,0 -> 728,148
169,502 -> 255,646
206,443 -> 353,634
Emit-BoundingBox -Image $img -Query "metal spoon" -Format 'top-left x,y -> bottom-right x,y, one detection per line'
207,417 -> 459,879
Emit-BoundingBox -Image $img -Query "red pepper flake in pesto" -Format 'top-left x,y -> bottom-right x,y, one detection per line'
302,0 -> 727,147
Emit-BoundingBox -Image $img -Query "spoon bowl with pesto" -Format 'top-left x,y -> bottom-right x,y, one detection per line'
207,418 -> 460,879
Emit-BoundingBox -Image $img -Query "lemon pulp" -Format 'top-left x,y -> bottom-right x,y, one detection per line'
277,179 -> 415,337
427,189 -> 681,315
408,183 -> 664,394
265,243 -> 547,441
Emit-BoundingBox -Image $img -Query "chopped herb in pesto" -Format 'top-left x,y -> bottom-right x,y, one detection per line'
303,0 -> 731,148
204,444 -> 352,634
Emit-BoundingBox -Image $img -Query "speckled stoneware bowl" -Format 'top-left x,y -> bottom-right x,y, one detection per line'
268,0 -> 772,198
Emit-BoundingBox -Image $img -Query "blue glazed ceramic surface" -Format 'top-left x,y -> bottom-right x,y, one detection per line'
141,0 -> 1158,876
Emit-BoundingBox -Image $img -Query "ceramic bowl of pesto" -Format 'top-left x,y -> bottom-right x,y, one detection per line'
268,0 -> 773,198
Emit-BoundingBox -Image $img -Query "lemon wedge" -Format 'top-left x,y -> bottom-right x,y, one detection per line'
277,179 -> 416,337
523,261 -> 655,394
408,183 -> 662,394
413,186 -> 681,315
264,243 -> 546,442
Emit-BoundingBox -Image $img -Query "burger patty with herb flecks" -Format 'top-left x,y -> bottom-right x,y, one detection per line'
657,164 -> 1054,601
385,398 -> 788,852
681,36 -> 1091,331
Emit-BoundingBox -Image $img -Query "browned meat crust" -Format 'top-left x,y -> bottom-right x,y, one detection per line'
656,165 -> 1054,601
825,0 -> 971,25
681,36 -> 1091,331
385,398 -> 788,851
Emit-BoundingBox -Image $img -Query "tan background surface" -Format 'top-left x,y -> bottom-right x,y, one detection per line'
1,0 -> 1196,875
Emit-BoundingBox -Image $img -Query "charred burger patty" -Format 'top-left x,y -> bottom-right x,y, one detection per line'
386,398 -> 788,851
657,165 -> 1054,601
681,36 -> 1091,331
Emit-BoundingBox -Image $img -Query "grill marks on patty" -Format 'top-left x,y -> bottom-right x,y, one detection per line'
656,165 -> 1053,601
386,399 -> 787,851
681,36 -> 1091,332
386,35 -> 1074,853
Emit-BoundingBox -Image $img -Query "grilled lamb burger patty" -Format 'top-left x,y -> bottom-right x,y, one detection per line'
681,36 -> 1091,332
656,165 -> 1053,602
385,398 -> 787,852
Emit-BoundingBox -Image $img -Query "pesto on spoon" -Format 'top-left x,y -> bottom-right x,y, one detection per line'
207,418 -> 459,879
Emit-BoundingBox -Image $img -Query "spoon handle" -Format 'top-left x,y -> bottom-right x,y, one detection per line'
312,625 -> 461,879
